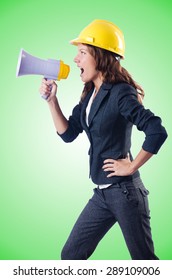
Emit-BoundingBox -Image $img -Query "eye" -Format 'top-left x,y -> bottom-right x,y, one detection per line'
81,50 -> 86,55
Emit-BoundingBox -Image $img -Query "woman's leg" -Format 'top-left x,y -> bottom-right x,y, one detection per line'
104,178 -> 159,260
61,188 -> 116,260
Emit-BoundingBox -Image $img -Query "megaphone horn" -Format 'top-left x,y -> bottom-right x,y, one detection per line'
16,49 -> 70,81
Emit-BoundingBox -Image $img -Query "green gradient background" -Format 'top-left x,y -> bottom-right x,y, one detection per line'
0,0 -> 171,260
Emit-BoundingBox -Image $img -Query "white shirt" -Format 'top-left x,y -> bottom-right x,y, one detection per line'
85,88 -> 96,126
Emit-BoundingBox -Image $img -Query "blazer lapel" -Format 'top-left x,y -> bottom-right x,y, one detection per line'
88,83 -> 113,126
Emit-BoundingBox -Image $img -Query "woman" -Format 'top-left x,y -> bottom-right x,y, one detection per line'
39,19 -> 167,260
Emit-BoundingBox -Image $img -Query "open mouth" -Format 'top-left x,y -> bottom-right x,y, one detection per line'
80,68 -> 84,75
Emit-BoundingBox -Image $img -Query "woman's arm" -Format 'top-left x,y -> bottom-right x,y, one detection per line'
39,79 -> 83,142
103,84 -> 167,177
48,97 -> 69,134
102,149 -> 153,177
39,79 -> 68,134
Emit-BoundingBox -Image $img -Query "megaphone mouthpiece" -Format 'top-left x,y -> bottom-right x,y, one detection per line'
57,60 -> 70,80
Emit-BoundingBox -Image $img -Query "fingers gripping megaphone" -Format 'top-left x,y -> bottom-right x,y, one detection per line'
16,49 -> 70,99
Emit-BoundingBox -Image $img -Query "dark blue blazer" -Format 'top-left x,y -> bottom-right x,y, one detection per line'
58,82 -> 167,185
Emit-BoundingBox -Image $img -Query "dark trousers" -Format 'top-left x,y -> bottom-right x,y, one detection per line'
61,177 -> 159,260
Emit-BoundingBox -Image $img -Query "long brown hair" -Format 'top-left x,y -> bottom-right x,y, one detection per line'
80,44 -> 144,103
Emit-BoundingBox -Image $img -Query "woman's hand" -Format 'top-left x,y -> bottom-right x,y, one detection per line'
39,78 -> 57,102
102,155 -> 134,177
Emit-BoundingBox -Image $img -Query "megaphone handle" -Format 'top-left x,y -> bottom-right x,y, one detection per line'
41,77 -> 52,100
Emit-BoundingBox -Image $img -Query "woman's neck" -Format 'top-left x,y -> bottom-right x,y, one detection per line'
93,74 -> 103,93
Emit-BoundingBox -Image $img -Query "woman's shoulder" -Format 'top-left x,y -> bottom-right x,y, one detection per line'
108,82 -> 137,100
113,82 -> 136,91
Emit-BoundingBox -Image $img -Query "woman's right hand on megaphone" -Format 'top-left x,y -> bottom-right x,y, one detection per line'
39,78 -> 57,102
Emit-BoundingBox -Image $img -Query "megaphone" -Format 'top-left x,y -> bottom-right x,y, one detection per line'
16,49 -> 70,81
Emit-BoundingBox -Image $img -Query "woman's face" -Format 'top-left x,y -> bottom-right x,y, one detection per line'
74,44 -> 102,85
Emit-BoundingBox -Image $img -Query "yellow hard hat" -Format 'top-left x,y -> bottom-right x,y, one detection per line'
70,19 -> 125,58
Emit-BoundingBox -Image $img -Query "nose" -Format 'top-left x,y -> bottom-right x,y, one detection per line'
74,54 -> 80,64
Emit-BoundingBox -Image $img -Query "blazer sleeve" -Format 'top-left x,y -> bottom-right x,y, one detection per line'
57,102 -> 83,143
117,84 -> 168,154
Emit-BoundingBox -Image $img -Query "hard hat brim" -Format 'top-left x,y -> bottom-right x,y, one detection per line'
70,37 -> 124,58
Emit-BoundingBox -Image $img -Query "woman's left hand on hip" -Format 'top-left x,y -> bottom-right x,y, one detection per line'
102,155 -> 134,177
